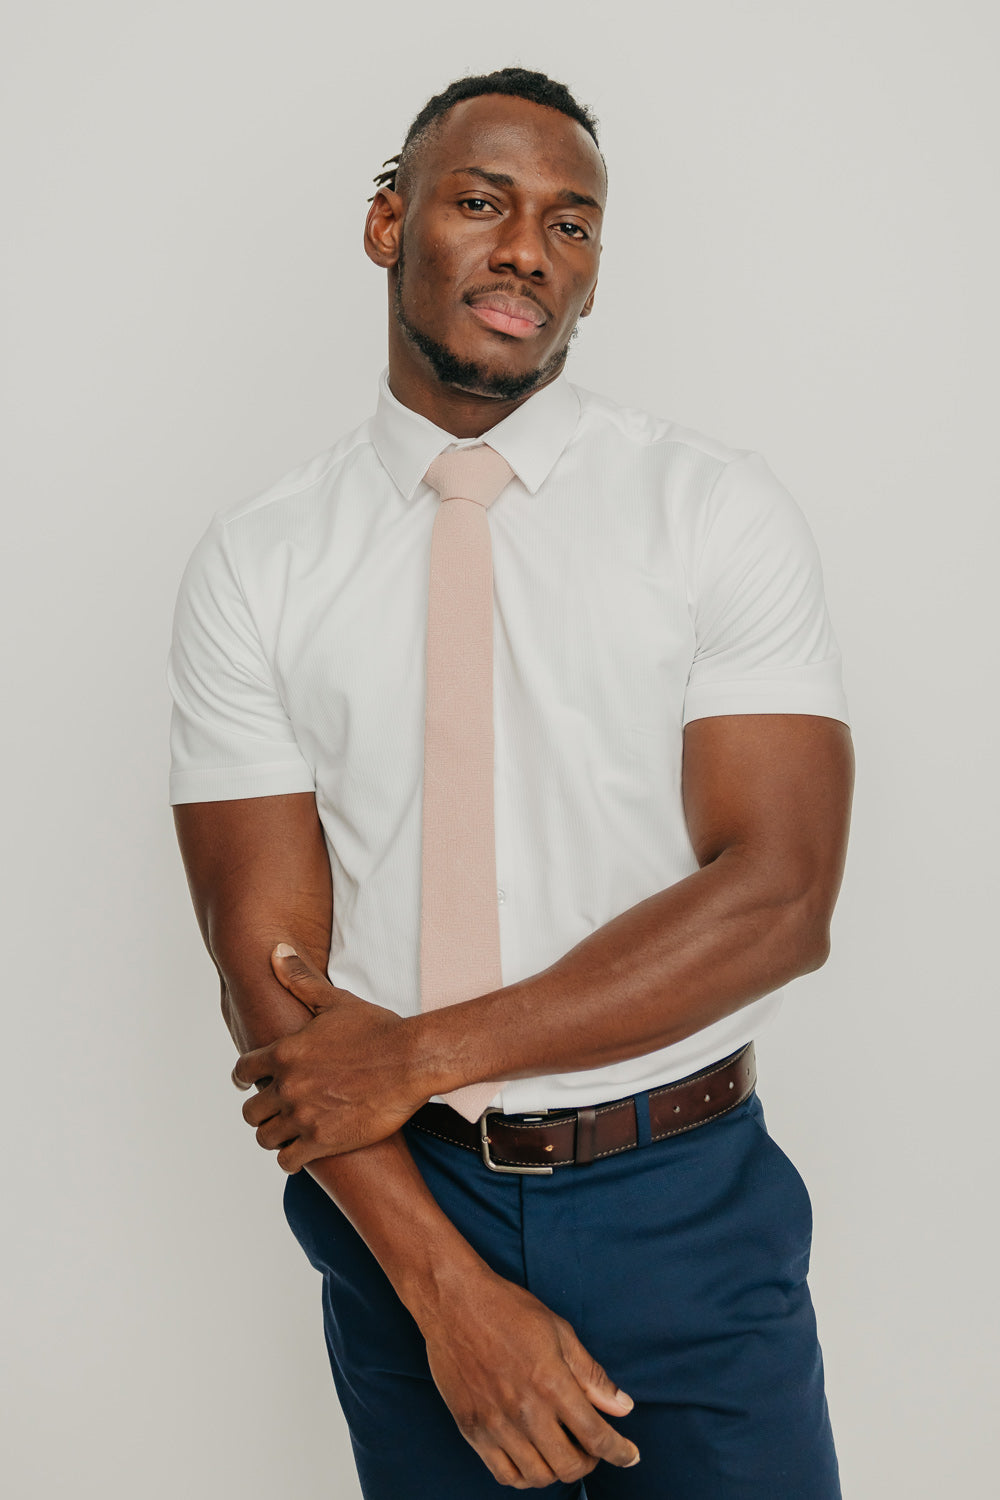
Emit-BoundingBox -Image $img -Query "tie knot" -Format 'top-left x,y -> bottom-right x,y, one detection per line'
424,445 -> 514,509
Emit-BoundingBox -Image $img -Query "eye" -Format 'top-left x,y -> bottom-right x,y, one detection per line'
460,197 -> 495,213
554,221 -> 589,240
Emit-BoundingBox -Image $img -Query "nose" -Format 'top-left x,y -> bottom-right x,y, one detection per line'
488,211 -> 551,281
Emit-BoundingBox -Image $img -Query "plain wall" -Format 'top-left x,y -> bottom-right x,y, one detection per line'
3,2 -> 997,1495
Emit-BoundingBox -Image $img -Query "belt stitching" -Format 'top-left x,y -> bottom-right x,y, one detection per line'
409,1058 -> 755,1167
456,1045 -> 754,1135
649,1081 -> 755,1145
506,1083 -> 756,1166
408,1120 -> 482,1155
648,1048 -> 754,1101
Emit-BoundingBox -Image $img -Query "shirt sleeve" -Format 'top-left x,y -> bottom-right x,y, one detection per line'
167,516 -> 316,804
682,452 -> 850,726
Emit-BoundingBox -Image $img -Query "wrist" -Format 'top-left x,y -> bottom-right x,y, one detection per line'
402,1006 -> 477,1101
404,984 -> 515,1100
394,1233 -> 498,1332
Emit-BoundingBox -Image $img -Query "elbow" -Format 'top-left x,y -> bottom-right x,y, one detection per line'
796,921 -> 832,975
757,868 -> 835,982
776,892 -> 834,981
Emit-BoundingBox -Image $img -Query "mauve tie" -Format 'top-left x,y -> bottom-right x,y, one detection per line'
420,445 -> 515,1123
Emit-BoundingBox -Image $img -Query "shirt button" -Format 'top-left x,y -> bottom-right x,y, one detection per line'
497,888 -> 506,904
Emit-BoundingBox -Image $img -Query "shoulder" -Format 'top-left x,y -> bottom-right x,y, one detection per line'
568,383 -> 794,533
178,416 -> 377,593
570,383 -> 754,470
215,418 -> 375,533
567,382 -> 772,518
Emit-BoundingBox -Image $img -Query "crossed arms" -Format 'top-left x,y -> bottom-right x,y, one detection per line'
174,712 -> 853,1490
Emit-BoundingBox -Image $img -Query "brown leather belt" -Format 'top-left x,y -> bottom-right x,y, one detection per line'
409,1043 -> 756,1175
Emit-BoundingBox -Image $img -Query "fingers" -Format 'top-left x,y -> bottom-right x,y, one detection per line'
557,1397 -> 639,1472
556,1327 -> 640,1469
459,1363 -> 635,1485
241,1084 -> 279,1127
468,1409 -> 611,1488
559,1322 -> 635,1418
238,1081 -> 308,1170
489,1431 -> 560,1490
231,1043 -> 276,1090
507,1419 -> 596,1487
270,943 -> 335,1013
462,1418 -> 586,1490
231,1061 -> 252,1091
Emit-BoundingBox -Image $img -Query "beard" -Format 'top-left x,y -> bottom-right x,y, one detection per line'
392,242 -> 575,402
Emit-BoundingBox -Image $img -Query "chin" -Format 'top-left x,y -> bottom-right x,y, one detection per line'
405,315 -> 568,401
449,353 -> 553,401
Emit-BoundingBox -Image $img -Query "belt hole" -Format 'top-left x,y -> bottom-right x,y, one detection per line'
673,1105 -> 680,1113
729,1080 -> 735,1089
704,1093 -> 710,1101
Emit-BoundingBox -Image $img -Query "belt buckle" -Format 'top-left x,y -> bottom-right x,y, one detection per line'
479,1109 -> 554,1176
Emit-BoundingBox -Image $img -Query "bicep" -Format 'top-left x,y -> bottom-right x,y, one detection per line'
173,792 -> 333,975
681,714 -> 854,919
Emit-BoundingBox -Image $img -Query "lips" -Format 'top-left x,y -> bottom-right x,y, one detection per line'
466,292 -> 547,339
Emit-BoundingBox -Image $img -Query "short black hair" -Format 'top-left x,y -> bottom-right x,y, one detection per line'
371,66 -> 601,198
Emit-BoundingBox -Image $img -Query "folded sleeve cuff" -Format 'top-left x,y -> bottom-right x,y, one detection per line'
169,759 -> 317,805
682,659 -> 851,727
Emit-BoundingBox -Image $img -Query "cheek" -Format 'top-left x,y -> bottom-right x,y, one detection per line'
405,239 -> 456,298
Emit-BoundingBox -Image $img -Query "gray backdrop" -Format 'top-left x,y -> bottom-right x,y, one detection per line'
3,1 -> 997,1495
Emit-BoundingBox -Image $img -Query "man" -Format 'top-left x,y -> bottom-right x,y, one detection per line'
169,66 -> 853,1498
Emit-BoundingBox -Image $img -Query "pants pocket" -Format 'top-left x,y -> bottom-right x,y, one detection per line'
744,1092 -> 814,1254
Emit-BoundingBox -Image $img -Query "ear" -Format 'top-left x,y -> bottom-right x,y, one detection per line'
580,276 -> 599,318
364,187 -> 404,269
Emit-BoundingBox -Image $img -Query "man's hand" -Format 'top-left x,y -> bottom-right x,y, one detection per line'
417,1264 -> 640,1489
233,945 -> 424,1168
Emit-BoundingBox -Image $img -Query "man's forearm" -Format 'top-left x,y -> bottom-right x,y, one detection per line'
410,843 -> 830,1098
306,1136 -> 488,1321
217,940 -> 489,1318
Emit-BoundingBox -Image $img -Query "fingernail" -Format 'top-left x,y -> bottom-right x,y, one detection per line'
274,943 -> 298,958
616,1390 -> 634,1412
626,1452 -> 641,1467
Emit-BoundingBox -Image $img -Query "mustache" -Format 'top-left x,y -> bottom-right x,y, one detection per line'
463,280 -> 553,323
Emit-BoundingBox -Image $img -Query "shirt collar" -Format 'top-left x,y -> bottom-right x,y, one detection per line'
371,366 -> 581,500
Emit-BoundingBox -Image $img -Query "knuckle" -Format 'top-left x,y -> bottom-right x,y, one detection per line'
273,1076 -> 295,1105
454,1412 -> 480,1441
514,1399 -> 539,1429
557,1456 -> 594,1483
533,1372 -> 562,1403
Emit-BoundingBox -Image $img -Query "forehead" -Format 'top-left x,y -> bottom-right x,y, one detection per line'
418,94 -> 607,204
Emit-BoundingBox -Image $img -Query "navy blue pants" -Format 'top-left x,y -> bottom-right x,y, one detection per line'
282,1090 -> 840,1498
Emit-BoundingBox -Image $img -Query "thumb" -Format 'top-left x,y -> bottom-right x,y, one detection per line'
559,1329 -> 635,1418
270,943 -> 335,1013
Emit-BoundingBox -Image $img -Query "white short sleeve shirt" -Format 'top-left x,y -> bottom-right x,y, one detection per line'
169,370 -> 849,1113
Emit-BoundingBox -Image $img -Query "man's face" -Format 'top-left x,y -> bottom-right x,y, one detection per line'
378,94 -> 606,402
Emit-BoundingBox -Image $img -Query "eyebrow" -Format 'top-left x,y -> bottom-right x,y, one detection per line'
449,166 -> 603,211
